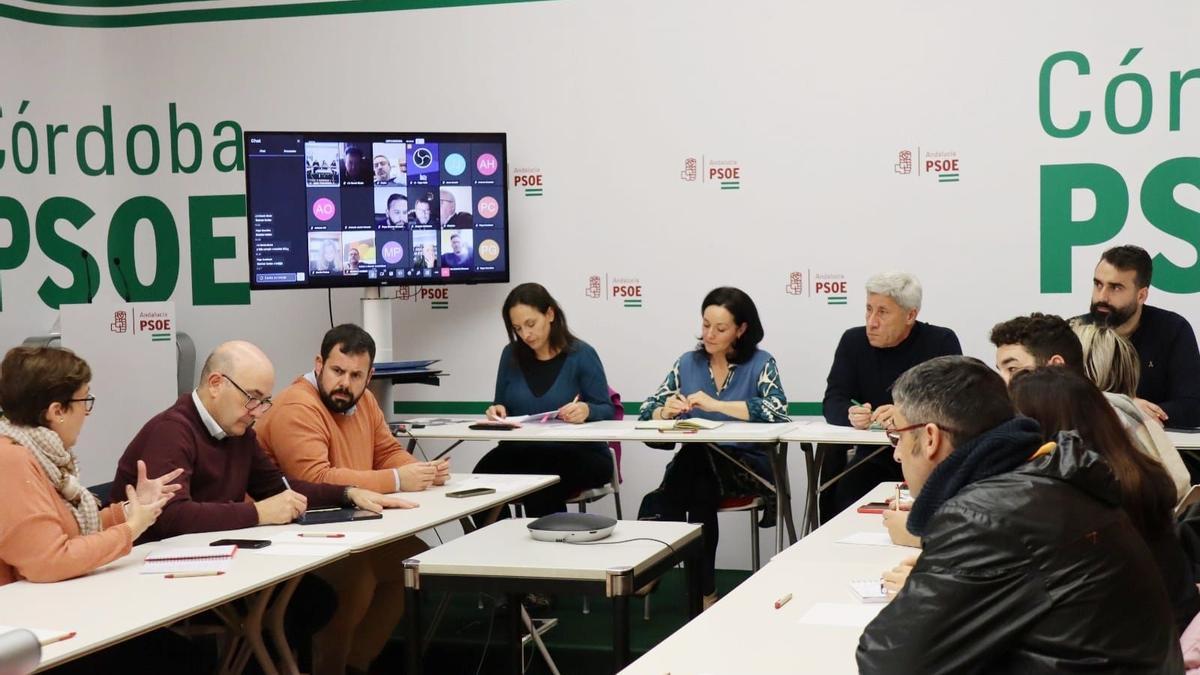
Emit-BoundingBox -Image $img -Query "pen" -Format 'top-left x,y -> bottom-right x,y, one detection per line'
850,398 -> 864,408
774,592 -> 793,609
281,476 -> 292,492
298,533 -> 345,538
551,394 -> 581,422
165,571 -> 225,579
894,484 -> 901,510
40,631 -> 76,646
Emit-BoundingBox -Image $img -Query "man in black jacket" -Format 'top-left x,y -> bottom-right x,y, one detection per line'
858,356 -> 1183,674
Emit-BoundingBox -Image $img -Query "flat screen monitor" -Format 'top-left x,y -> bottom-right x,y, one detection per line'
243,131 -> 509,290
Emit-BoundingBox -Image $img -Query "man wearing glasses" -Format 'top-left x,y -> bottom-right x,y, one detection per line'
256,324 -> 446,675
857,356 -> 1181,674
110,340 -> 407,543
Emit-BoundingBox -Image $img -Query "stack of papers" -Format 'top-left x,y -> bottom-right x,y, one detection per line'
141,545 -> 236,575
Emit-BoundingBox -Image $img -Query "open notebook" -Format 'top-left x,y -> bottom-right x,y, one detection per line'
634,418 -> 723,431
141,544 -> 237,575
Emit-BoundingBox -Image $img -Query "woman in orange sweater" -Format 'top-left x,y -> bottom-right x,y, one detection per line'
0,346 -> 181,586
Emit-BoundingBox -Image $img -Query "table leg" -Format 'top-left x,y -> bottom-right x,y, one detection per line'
611,594 -> 630,673
769,442 -> 797,550
403,560 -> 422,675
243,586 -> 280,675
805,443 -> 826,536
265,576 -> 302,675
508,592 -> 523,674
605,567 -> 634,672
685,552 -> 703,618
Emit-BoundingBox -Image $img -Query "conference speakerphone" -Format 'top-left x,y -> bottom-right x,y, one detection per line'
527,513 -> 617,542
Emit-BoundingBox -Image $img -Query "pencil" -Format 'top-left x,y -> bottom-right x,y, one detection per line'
165,571 -> 225,579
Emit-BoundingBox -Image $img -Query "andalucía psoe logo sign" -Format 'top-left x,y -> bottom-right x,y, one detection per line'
785,271 -> 848,305
894,148 -> 960,183
585,275 -> 643,308
513,168 -> 544,197
394,286 -> 450,309
680,156 -> 741,190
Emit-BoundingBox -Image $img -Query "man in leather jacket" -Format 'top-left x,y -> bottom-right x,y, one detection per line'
857,356 -> 1183,674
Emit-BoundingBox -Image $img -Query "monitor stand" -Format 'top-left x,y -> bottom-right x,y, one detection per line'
362,287 -> 395,421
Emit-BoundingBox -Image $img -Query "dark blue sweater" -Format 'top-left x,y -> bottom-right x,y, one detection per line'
823,322 -> 962,426
493,340 -> 615,421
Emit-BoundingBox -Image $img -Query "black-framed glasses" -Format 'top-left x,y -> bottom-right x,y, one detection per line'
69,395 -> 96,413
886,422 -> 960,448
221,374 -> 273,413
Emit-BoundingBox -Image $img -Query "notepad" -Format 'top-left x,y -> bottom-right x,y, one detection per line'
634,418 -> 723,431
142,545 -> 236,575
849,579 -> 889,604
0,625 -> 76,646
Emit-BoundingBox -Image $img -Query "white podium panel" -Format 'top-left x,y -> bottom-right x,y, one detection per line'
60,302 -> 177,486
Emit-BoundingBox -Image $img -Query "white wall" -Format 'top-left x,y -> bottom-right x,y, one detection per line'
2,0 -> 1199,569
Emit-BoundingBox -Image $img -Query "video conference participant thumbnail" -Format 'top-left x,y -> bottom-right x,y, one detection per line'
409,191 -> 438,227
440,187 -> 473,227
411,230 -> 437,273
309,233 -> 344,275
375,190 -> 409,229
440,230 -> 473,267
372,142 -> 405,187
306,142 -> 341,187
343,232 -> 375,275
376,232 -> 412,278
340,144 -> 374,185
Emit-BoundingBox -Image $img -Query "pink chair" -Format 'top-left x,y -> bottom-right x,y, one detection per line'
565,387 -> 624,518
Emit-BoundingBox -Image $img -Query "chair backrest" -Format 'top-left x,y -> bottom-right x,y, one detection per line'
609,387 -> 624,483
1178,484 -> 1200,518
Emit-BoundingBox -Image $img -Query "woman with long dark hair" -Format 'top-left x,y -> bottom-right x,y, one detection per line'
1010,366 -> 1198,633
473,282 -> 616,516
637,287 -> 789,608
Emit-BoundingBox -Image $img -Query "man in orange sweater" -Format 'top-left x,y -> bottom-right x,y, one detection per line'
257,324 -> 448,675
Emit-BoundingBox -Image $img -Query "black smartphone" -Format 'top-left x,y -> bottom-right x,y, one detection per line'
446,487 -> 497,498
469,422 -> 516,431
210,538 -> 272,549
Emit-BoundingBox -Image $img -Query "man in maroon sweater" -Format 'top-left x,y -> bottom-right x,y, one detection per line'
112,340 -> 408,542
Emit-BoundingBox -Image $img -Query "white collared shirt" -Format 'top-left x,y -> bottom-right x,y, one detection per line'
191,390 -> 227,440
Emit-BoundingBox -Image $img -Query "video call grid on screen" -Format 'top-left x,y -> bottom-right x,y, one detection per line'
243,131 -> 510,290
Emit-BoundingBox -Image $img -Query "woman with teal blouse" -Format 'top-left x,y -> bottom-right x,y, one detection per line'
638,287 -> 788,607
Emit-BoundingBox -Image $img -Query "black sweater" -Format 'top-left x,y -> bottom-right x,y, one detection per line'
823,322 -> 962,426
1123,305 -> 1200,427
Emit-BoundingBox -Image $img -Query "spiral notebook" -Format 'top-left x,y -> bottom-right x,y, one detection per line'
141,544 -> 237,575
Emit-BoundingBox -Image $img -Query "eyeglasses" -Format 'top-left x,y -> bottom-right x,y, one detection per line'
69,395 -> 96,413
221,374 -> 273,413
886,422 -> 959,448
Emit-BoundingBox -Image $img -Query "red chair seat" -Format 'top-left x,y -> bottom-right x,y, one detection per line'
718,495 -> 760,510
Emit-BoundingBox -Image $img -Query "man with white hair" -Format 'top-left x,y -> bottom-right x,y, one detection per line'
818,272 -> 961,521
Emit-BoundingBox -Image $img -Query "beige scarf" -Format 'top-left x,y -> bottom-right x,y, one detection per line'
0,418 -> 101,534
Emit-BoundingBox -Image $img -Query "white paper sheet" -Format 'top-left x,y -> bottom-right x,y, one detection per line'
251,544 -> 350,557
796,602 -> 884,628
835,532 -> 896,547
